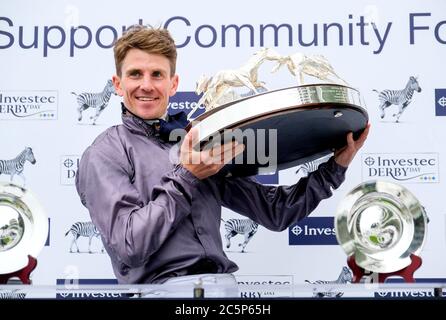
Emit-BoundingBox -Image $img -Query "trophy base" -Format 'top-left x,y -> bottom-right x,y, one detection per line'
0,255 -> 37,284
347,254 -> 422,283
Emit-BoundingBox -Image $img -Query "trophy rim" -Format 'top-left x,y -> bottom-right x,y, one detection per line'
189,84 -> 367,144
187,83 -> 365,127
185,83 -> 368,176
0,182 -> 48,274
335,180 -> 428,273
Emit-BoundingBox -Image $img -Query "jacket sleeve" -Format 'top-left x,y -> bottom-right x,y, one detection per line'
75,137 -> 198,268
218,157 -> 347,231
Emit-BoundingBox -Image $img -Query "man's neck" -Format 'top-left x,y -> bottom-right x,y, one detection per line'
121,102 -> 168,123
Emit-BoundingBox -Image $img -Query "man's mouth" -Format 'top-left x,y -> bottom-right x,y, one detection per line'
136,96 -> 158,102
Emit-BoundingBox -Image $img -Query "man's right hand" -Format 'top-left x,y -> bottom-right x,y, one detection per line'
180,127 -> 245,180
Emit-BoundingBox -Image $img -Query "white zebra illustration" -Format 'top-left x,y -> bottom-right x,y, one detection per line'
0,147 -> 36,186
305,266 -> 353,298
0,290 -> 26,299
295,154 -> 333,177
65,221 -> 104,253
373,76 -> 422,122
222,218 -> 259,252
72,79 -> 117,125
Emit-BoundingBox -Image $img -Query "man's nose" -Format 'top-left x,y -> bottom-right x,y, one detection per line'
140,76 -> 155,91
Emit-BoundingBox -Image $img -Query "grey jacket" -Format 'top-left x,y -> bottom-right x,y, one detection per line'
76,113 -> 346,283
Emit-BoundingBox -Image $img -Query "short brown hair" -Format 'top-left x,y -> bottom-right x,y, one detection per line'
114,25 -> 177,76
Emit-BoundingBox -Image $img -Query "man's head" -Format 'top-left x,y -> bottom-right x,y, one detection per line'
112,25 -> 179,120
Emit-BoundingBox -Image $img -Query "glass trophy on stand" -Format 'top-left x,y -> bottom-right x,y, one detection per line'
335,180 -> 428,283
0,182 -> 48,284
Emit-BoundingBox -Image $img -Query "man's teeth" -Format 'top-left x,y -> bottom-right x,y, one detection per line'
137,97 -> 156,101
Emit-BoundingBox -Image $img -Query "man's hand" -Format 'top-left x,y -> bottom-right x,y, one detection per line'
180,127 -> 245,180
334,123 -> 370,168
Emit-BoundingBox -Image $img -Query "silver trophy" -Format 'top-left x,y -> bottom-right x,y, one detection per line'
335,180 -> 428,282
0,182 -> 48,284
187,48 -> 368,176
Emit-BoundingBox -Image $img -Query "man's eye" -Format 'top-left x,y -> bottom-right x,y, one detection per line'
152,71 -> 162,78
129,71 -> 141,77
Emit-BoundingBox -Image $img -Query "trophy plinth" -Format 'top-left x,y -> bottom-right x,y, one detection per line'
0,255 -> 37,284
347,253 -> 422,283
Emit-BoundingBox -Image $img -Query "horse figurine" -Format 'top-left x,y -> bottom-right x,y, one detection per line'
271,52 -> 348,86
189,48 -> 282,119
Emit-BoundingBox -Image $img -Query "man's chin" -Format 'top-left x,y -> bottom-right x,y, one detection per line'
133,107 -> 163,120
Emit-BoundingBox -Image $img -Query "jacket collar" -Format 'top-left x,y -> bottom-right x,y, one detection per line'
121,103 -> 157,137
120,103 -> 189,142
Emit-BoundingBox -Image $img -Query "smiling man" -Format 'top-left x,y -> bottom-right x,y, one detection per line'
75,25 -> 369,296
112,34 -> 179,120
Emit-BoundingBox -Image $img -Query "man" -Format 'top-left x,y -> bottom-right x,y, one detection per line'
76,25 -> 369,292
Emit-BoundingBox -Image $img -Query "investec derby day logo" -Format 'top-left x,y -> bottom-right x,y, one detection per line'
362,153 -> 439,183
236,275 -> 293,298
0,91 -> 58,120
60,155 -> 79,185
435,88 -> 446,116
289,217 -> 337,245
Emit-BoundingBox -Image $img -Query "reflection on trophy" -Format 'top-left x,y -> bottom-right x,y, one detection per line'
335,180 -> 428,283
0,182 -> 48,284
188,48 -> 368,177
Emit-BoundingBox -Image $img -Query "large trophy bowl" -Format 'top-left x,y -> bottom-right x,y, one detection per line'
187,48 -> 368,176
0,182 -> 48,283
189,84 -> 368,176
335,180 -> 428,277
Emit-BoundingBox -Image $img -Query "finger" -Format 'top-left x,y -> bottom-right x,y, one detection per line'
214,141 -> 238,154
355,123 -> 371,146
182,127 -> 198,151
360,123 -> 371,140
207,141 -> 238,161
222,144 -> 245,164
212,143 -> 244,165
347,132 -> 354,147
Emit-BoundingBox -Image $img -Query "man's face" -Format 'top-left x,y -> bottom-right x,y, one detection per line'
112,48 -> 179,120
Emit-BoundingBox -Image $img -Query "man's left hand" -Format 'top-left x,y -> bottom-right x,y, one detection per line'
334,123 -> 371,168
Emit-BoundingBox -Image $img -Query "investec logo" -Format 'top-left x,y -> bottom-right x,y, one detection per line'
236,275 -> 293,298
0,91 -> 58,120
374,278 -> 446,299
168,91 -> 203,118
362,153 -> 439,183
289,217 -> 336,245
435,89 -> 446,116
60,155 -> 80,185
56,279 -> 125,299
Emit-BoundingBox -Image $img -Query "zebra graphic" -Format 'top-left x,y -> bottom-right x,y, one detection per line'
65,221 -> 104,254
0,290 -> 26,299
72,79 -> 116,125
222,218 -> 259,253
0,147 -> 36,186
305,266 -> 353,298
373,76 -> 422,122
295,154 -> 333,177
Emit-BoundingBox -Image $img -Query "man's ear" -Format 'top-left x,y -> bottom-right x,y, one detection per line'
112,75 -> 124,96
169,74 -> 179,97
